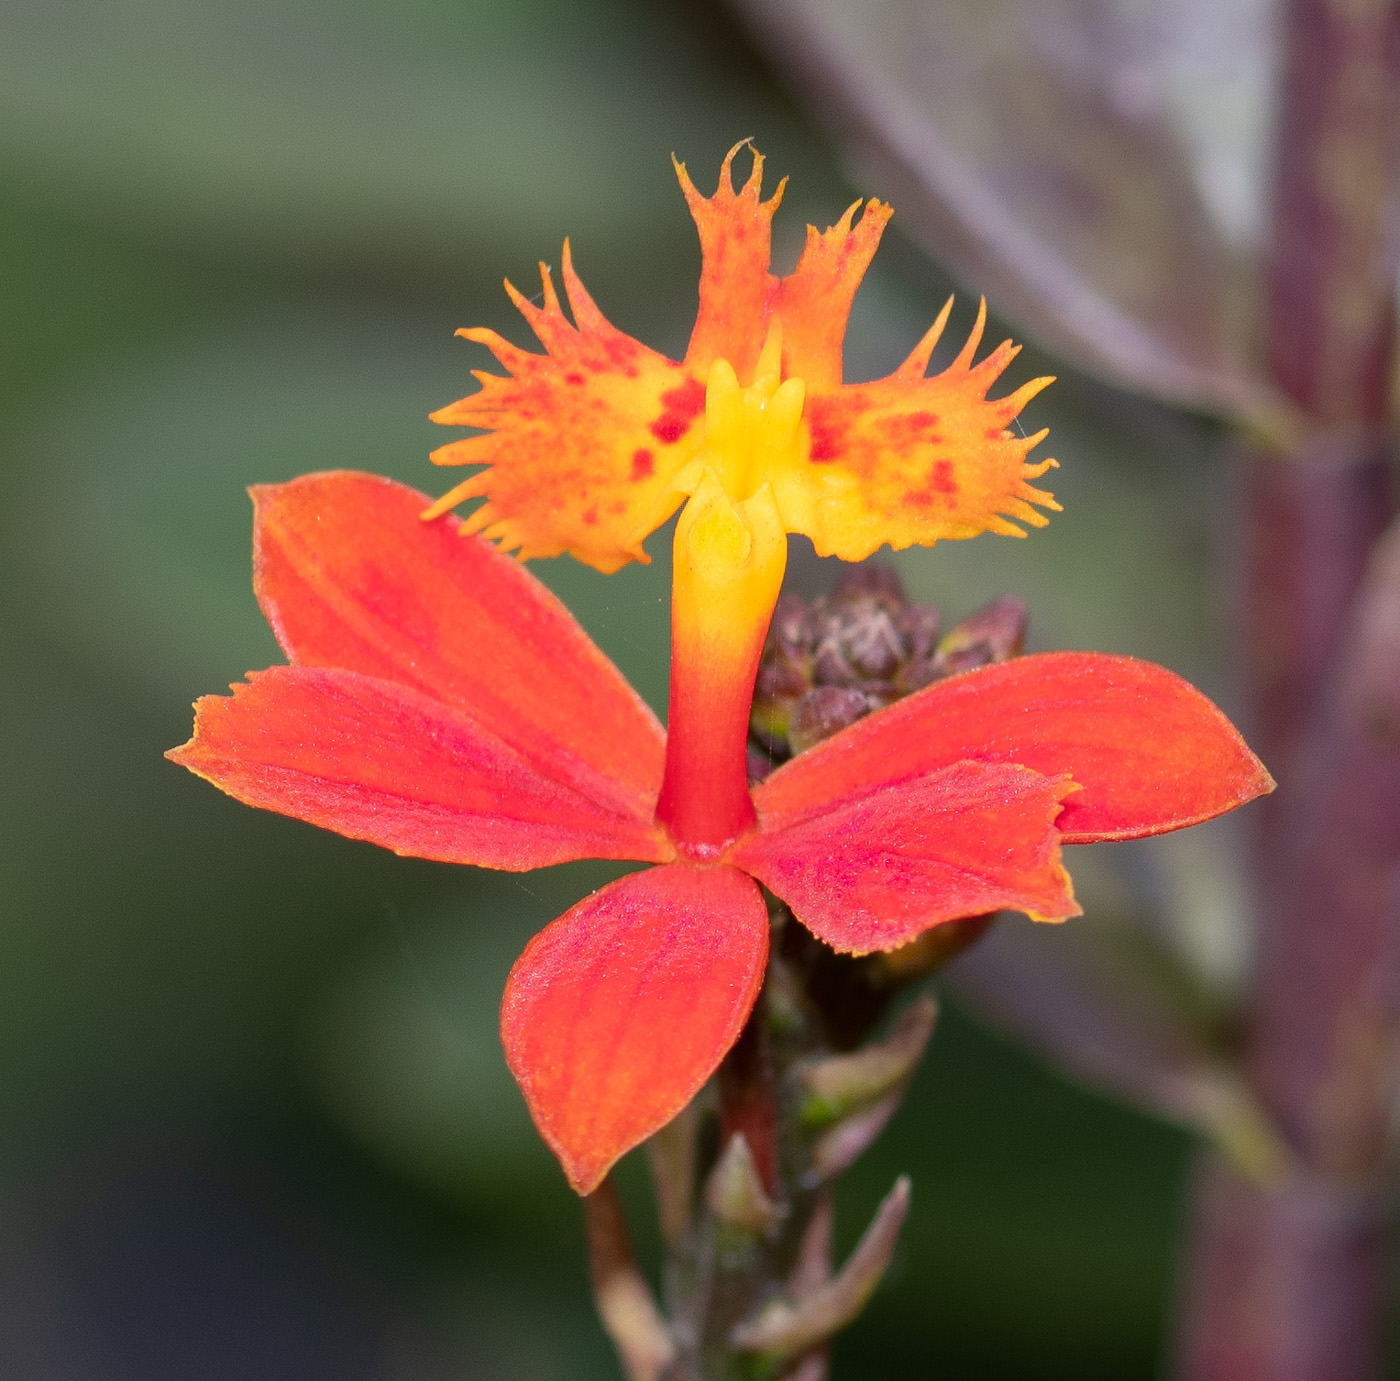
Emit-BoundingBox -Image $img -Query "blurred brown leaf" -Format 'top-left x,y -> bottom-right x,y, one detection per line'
735,0 -> 1294,428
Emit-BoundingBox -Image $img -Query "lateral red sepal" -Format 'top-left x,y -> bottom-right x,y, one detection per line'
168,665 -> 672,869
753,652 -> 1273,844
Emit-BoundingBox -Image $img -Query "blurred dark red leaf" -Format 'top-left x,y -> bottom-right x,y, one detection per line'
735,0 -> 1294,427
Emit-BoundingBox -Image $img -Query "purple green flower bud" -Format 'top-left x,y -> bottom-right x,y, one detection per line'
751,566 -> 1028,771
788,686 -> 874,755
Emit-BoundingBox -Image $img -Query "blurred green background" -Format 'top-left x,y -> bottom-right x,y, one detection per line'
0,0 -> 1239,1375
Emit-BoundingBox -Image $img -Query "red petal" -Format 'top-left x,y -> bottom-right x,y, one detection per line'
729,761 -> 1079,954
252,471 -> 665,805
753,652 -> 1273,843
501,863 -> 769,1194
168,666 -> 672,869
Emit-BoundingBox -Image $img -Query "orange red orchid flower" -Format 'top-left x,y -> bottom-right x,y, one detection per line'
169,149 -> 1272,1195
171,471 -> 1269,1194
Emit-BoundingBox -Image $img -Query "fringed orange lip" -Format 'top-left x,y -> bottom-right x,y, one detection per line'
426,143 -> 1059,571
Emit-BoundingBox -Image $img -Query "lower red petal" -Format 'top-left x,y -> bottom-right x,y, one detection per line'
501,863 -> 769,1194
167,666 -> 671,869
729,760 -> 1080,954
753,652 -> 1273,843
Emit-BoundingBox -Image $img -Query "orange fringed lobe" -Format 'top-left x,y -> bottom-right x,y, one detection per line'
425,246 -> 700,573
771,196 -> 894,388
674,141 -> 785,382
772,300 -> 1060,559
789,305 -> 1061,559
428,145 -> 1059,573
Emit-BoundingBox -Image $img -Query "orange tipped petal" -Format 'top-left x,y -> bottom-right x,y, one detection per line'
167,667 -> 672,869
754,652 -> 1274,844
252,471 -> 665,803
676,141 -> 785,381
729,761 -> 1079,955
428,248 -> 702,572
501,863 -> 769,1194
770,197 -> 893,388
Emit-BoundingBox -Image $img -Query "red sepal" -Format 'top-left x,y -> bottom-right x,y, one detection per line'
168,666 -> 672,869
753,652 -> 1273,844
501,863 -> 769,1194
251,471 -> 665,804
729,760 -> 1079,954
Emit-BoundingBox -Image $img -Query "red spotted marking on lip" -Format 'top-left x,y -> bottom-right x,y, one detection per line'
649,376 -> 707,445
597,334 -> 645,376
631,448 -> 655,480
806,394 -> 857,464
565,372 -> 585,385
904,459 -> 958,511
876,410 -> 943,448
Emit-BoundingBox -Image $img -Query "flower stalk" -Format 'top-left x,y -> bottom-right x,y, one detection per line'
586,1177 -> 679,1381
588,570 -> 1048,1380
1174,1 -> 1400,1376
621,899 -> 932,1381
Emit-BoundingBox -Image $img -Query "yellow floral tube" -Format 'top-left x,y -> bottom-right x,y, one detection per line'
655,471 -> 787,856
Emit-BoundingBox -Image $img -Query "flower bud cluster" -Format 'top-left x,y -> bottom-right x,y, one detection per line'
750,566 -> 1028,773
